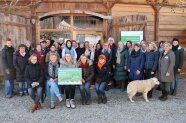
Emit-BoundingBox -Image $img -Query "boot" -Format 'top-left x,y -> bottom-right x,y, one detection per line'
169,88 -> 174,95
31,104 -> 38,113
102,96 -> 107,104
97,96 -> 102,104
81,98 -> 86,105
172,89 -> 177,96
159,90 -> 165,100
160,91 -> 168,101
147,90 -> 153,98
50,102 -> 55,109
85,99 -> 91,105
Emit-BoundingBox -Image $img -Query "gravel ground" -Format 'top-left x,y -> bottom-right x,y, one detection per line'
0,79 -> 186,123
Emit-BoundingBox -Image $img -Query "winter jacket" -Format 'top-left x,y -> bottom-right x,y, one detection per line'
128,50 -> 145,80
13,51 -> 30,82
114,48 -> 129,81
1,46 -> 15,80
158,50 -> 175,83
95,64 -> 109,83
144,51 -> 159,72
79,64 -> 94,82
25,62 -> 43,89
76,47 -> 85,60
33,50 -> 46,70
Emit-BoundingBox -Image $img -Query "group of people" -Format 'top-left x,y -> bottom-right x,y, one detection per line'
1,36 -> 184,113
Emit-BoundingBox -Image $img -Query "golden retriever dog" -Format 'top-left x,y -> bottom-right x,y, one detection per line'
127,77 -> 160,102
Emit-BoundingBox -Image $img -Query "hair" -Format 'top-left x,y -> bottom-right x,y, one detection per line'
50,44 -> 56,48
18,44 -> 26,50
133,43 -> 140,48
172,38 -> 179,42
148,42 -> 158,51
164,42 -> 171,47
108,37 -> 114,43
126,40 -> 132,45
6,37 -> 12,42
79,54 -> 88,62
158,41 -> 165,48
29,54 -> 38,62
49,53 -> 58,59
66,40 -> 72,48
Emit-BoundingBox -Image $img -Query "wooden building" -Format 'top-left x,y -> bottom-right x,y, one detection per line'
0,0 -> 186,75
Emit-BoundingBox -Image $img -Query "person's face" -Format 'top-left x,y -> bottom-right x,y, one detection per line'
36,45 -> 42,52
96,44 -> 101,49
134,45 -> 140,52
85,42 -> 89,48
19,47 -> 25,53
72,42 -> 77,48
164,44 -> 171,52
50,46 -> 56,52
127,42 -> 132,47
54,43 -> 59,49
99,58 -> 105,64
50,55 -> 57,63
65,54 -> 72,62
67,41 -> 71,48
31,56 -> 37,64
46,40 -> 51,46
104,44 -> 109,50
41,42 -> 47,48
109,40 -> 114,45
89,43 -> 94,49
160,42 -> 164,48
141,43 -> 147,49
81,56 -> 87,64
80,43 -> 84,48
148,44 -> 154,51
172,41 -> 179,46
6,41 -> 12,47
118,42 -> 124,49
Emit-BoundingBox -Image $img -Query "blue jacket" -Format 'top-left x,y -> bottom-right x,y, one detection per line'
128,50 -> 145,80
144,51 -> 159,72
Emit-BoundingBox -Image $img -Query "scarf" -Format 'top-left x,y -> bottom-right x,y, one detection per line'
81,63 -> 88,69
48,61 -> 59,79
97,55 -> 106,69
19,51 -> 26,57
116,47 -> 124,64
172,45 -> 179,51
131,50 -> 140,57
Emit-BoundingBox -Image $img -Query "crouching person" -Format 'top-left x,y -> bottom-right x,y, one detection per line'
78,54 -> 94,105
95,54 -> 109,104
45,54 -> 63,109
25,54 -> 43,113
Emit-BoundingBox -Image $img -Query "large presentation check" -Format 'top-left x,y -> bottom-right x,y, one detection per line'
58,68 -> 82,85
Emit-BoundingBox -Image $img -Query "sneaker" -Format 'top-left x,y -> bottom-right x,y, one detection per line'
50,102 -> 55,109
5,95 -> 13,98
57,95 -> 63,102
24,92 -> 29,96
97,97 -> 102,104
70,99 -> 76,109
19,92 -> 23,97
85,99 -> 91,105
66,99 -> 70,108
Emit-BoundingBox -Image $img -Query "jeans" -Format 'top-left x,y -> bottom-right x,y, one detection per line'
95,82 -> 106,97
171,74 -> 179,91
4,80 -> 14,97
47,80 -> 61,102
28,87 -> 43,104
18,82 -> 28,93
65,85 -> 76,99
79,82 -> 91,100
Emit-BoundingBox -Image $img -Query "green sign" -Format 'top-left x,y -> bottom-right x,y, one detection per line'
121,36 -> 140,43
121,31 -> 143,44
58,68 -> 82,85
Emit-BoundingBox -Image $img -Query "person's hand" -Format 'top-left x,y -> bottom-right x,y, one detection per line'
34,82 -> 39,87
136,70 -> 140,75
113,65 -> 115,69
50,78 -> 54,82
151,72 -> 154,74
128,69 -> 130,72
178,69 -> 181,72
124,66 -> 127,70
5,69 -> 10,74
166,72 -> 170,76
31,83 -> 36,88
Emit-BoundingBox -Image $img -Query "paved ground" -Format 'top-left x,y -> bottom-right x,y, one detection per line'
0,79 -> 186,123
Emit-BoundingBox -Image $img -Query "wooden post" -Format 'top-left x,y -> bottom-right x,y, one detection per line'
70,14 -> 74,40
36,17 -> 40,45
154,9 -> 160,41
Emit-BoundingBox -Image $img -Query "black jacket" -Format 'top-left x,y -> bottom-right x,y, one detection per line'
25,62 -> 44,88
13,51 -> 30,82
1,46 -> 15,80
95,64 -> 109,83
76,47 -> 85,60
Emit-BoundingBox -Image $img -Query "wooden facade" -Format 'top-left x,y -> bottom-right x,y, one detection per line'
0,0 -> 186,75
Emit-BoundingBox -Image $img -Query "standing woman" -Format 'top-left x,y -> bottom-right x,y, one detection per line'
25,54 -> 43,113
171,38 -> 184,95
60,53 -> 77,109
78,54 -> 94,105
62,40 -> 77,61
13,44 -> 30,96
76,42 -> 85,60
45,54 -> 63,109
128,44 -> 145,81
158,42 -> 175,101
2,38 -> 15,98
33,44 -> 46,70
45,44 -> 60,63
95,54 -> 109,104
114,41 -> 129,92
144,42 -> 159,98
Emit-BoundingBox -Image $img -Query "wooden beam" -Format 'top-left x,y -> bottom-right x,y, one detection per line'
0,21 -> 29,27
113,22 -> 147,28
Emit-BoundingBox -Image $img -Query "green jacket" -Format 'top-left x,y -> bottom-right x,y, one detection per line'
173,46 -> 184,74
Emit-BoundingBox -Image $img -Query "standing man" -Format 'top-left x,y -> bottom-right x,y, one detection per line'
171,38 -> 184,96
2,37 -> 15,98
